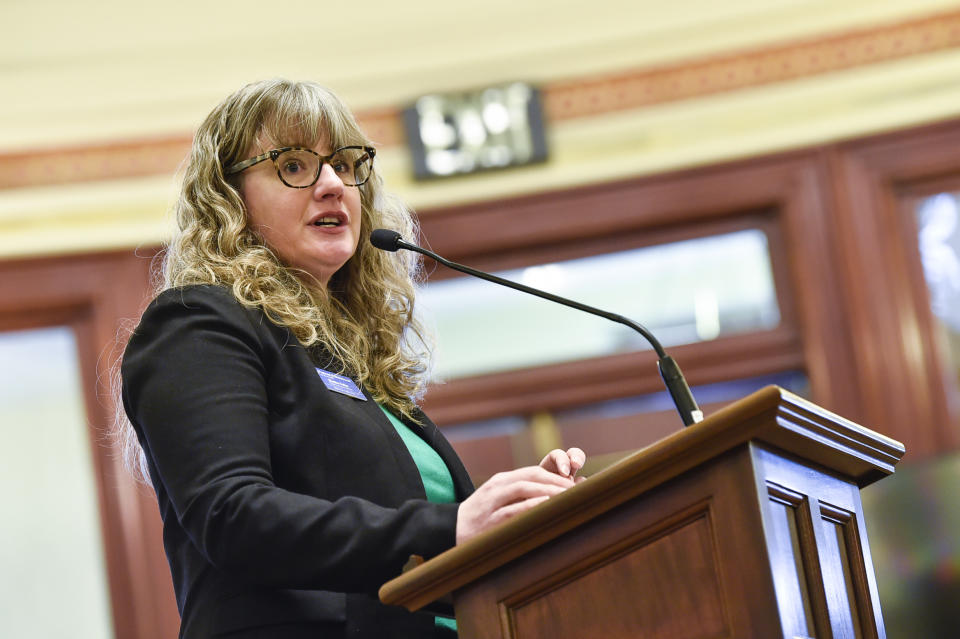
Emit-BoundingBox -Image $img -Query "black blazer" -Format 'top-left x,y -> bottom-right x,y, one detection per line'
122,285 -> 474,638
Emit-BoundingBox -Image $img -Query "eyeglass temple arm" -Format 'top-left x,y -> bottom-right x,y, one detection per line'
224,151 -> 273,175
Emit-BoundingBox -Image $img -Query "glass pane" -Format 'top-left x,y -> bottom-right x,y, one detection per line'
915,192 -> 960,385
419,229 -> 780,379
0,327 -> 114,638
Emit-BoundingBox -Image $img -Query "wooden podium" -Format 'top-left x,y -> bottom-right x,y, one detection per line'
380,386 -> 905,638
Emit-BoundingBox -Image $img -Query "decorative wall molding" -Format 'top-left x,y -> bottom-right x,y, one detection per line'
543,9 -> 960,121
0,137 -> 191,191
3,8 -> 960,191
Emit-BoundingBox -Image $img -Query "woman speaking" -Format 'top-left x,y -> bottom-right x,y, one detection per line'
119,78 -> 584,639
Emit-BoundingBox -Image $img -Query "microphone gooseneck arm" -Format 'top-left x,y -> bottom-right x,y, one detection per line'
370,229 -> 703,426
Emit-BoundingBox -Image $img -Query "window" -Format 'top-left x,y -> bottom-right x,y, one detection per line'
420,229 -> 780,380
915,191 -> 960,387
0,327 -> 114,638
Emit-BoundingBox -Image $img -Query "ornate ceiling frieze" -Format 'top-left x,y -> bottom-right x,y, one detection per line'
3,8 -> 959,190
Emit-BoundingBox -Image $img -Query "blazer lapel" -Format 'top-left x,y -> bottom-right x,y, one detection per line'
406,409 -> 475,500
354,388 -> 428,500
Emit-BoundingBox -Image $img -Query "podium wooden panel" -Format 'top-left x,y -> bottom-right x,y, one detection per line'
380,386 -> 905,638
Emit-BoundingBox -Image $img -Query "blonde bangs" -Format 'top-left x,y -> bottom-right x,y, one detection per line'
256,84 -> 369,152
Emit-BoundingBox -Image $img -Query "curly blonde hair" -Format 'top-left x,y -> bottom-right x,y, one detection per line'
119,79 -> 432,481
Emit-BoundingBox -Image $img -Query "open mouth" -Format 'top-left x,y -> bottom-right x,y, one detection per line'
312,216 -> 344,228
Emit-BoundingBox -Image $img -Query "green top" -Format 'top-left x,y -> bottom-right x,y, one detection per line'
378,405 -> 458,633
378,405 -> 456,503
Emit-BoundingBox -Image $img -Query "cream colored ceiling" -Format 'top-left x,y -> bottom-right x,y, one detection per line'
3,0 -> 960,258
3,0 -> 956,149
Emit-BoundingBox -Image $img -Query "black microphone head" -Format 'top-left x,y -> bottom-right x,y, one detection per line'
370,229 -> 403,252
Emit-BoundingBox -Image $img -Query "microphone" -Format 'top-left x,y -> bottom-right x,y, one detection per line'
370,229 -> 704,427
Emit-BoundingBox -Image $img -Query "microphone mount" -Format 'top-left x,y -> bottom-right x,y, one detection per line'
370,229 -> 704,427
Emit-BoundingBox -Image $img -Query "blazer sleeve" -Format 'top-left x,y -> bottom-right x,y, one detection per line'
121,286 -> 459,593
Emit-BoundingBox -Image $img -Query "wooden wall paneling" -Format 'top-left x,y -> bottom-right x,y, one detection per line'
7,118 -> 958,634
0,250 -> 178,639
418,151 -> 856,426
423,325 -> 804,426
420,152 -> 843,262
827,120 -> 960,458
776,155 -> 864,420
89,251 -> 180,639
826,146 -> 913,448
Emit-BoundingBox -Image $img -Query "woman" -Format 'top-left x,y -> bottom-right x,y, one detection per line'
119,78 -> 584,639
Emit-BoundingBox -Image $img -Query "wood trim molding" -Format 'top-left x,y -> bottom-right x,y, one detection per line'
0,250 -> 179,639
543,8 -> 960,121
3,9 -> 960,190
827,119 -> 960,457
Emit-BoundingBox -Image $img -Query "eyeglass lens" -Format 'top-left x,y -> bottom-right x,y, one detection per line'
276,147 -> 372,187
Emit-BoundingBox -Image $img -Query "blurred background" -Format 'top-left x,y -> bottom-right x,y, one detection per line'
3,0 -> 960,636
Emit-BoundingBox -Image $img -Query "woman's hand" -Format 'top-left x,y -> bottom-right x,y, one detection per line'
538,447 -> 586,481
455,466 -> 575,545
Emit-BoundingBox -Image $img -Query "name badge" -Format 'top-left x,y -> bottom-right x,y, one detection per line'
315,368 -> 367,401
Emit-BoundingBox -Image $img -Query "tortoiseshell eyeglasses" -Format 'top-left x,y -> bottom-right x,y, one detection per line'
224,145 -> 376,188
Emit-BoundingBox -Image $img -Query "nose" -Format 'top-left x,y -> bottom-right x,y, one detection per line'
312,162 -> 344,199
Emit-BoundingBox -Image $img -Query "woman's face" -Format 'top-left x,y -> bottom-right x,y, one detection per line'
238,138 -> 363,287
